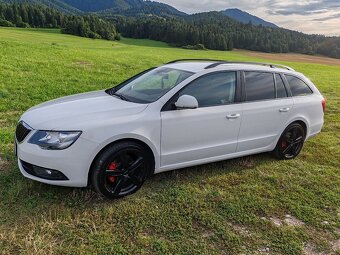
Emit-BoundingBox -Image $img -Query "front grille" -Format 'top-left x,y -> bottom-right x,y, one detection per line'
15,121 -> 32,143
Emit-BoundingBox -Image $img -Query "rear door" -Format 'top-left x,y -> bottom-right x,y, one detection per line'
237,72 -> 293,152
160,71 -> 242,167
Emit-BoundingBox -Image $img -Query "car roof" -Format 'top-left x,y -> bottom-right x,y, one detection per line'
163,60 -> 298,75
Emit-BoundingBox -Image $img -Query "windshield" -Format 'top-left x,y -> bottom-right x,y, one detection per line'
109,67 -> 194,103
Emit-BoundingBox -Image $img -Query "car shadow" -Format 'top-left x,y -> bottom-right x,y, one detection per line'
0,152 -> 277,222
0,153 -> 275,208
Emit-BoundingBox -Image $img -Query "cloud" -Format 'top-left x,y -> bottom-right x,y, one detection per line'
267,0 -> 340,16
155,0 -> 340,36
155,0 -> 269,13
313,12 -> 340,21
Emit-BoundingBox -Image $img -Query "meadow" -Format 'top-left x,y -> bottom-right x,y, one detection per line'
0,27 -> 339,255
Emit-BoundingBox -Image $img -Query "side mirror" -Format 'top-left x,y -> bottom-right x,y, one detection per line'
175,95 -> 199,109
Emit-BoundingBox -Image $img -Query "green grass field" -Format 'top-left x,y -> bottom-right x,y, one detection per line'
0,27 -> 339,255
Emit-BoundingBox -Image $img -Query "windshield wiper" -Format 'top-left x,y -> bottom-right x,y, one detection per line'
106,88 -> 129,101
112,92 -> 129,102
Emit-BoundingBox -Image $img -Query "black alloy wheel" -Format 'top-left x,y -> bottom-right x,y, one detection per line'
91,141 -> 152,199
273,123 -> 306,160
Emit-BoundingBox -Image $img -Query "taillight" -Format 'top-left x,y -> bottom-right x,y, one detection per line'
321,99 -> 326,112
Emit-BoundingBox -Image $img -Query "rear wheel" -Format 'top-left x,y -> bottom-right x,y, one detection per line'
273,123 -> 306,160
91,141 -> 151,199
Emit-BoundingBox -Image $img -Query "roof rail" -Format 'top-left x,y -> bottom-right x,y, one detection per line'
205,61 -> 295,71
166,59 -> 294,71
166,59 -> 226,64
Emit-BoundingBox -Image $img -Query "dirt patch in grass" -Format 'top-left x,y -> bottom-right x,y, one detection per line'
269,217 -> 282,227
0,156 -> 9,171
266,215 -> 305,227
284,215 -> 305,227
236,156 -> 256,168
303,243 -> 326,255
228,223 -> 251,236
238,50 -> 340,66
331,239 -> 340,252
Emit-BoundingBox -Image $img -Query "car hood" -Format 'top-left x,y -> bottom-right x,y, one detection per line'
21,90 -> 148,130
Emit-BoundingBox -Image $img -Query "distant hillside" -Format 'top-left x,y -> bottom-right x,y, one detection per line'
61,0 -> 137,12
97,0 -> 186,18
1,1 -> 340,59
1,0 -> 82,14
1,0 -> 186,17
221,8 -> 278,28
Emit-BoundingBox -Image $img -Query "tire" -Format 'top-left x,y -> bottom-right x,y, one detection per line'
91,141 -> 152,199
273,123 -> 306,160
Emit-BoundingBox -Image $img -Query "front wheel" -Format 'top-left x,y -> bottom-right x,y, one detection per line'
91,141 -> 151,199
273,123 -> 306,160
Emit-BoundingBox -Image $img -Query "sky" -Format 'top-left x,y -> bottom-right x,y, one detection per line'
156,0 -> 340,36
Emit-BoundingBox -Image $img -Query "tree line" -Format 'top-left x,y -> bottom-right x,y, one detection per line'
1,3 -> 339,59
111,13 -> 340,59
0,3 -> 118,40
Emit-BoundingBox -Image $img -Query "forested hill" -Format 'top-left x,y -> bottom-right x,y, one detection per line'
0,1 -> 340,59
112,13 -> 340,59
0,3 -> 119,40
97,1 -> 186,18
0,0 -> 82,14
0,0 -> 186,17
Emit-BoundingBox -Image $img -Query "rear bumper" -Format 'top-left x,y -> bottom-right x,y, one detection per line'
306,119 -> 324,140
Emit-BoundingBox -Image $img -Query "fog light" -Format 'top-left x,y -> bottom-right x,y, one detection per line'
20,160 -> 69,181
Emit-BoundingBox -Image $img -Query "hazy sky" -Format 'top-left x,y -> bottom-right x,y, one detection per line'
156,0 -> 340,36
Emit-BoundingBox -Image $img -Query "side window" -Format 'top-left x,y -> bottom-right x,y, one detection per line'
245,72 -> 275,101
178,72 -> 236,108
275,73 -> 288,98
285,75 -> 313,96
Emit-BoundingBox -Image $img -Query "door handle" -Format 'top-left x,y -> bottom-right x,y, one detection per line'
226,113 -> 241,119
279,108 -> 290,113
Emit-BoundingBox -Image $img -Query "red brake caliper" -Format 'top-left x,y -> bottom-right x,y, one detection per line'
107,162 -> 117,183
281,141 -> 287,149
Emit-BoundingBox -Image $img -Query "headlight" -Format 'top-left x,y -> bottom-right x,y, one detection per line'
28,131 -> 82,150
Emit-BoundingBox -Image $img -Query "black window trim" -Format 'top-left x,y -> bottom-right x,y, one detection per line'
274,73 -> 289,99
283,74 -> 314,97
161,70 -> 241,112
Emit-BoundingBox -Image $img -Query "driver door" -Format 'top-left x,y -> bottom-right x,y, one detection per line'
160,71 -> 243,168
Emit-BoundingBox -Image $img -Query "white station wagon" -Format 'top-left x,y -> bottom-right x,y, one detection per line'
15,60 -> 325,199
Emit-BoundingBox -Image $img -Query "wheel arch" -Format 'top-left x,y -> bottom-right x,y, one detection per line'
87,138 -> 157,186
286,117 -> 309,137
292,120 -> 308,136
272,117 -> 309,151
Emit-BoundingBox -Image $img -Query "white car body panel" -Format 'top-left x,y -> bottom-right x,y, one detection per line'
237,98 -> 294,152
16,62 -> 324,187
161,104 -> 242,167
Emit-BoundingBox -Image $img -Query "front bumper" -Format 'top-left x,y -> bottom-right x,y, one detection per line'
16,133 -> 99,187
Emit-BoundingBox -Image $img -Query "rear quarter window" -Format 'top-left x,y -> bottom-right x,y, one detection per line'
285,75 -> 313,96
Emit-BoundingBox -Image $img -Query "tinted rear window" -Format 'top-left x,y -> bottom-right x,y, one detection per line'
285,75 -> 313,96
245,72 -> 275,101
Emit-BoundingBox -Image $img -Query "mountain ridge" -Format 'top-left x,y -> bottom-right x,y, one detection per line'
221,8 -> 278,28
1,0 -> 278,26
